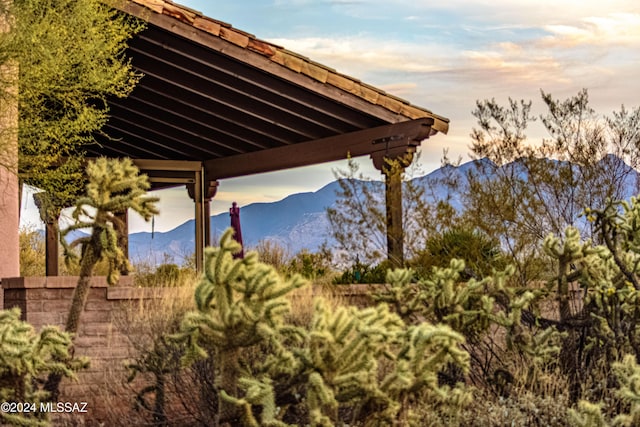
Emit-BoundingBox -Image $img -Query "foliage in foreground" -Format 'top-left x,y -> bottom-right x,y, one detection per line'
171,228 -> 471,426
120,189 -> 640,426
0,308 -> 86,426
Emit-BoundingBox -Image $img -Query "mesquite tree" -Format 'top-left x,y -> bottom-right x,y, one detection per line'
462,89 -> 640,286
0,0 -> 143,211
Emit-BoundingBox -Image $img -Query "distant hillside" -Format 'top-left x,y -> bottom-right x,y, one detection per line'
128,180 -> 345,265
127,156 -> 640,266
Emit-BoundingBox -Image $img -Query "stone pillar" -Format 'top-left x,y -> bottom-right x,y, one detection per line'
371,148 -> 414,269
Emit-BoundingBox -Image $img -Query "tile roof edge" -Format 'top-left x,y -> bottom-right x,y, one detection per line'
125,0 -> 450,133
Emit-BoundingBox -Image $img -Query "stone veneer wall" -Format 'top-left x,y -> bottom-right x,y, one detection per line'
1,276 -> 175,424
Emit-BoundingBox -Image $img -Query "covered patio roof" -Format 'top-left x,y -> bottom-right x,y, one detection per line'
96,0 -> 449,183
45,0 -> 450,274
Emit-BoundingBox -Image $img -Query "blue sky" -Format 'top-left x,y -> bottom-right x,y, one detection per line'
19,0 -> 640,232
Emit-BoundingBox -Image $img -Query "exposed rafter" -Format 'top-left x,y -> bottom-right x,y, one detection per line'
205,118 -> 434,180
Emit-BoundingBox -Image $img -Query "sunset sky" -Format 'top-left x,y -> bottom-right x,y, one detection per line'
19,0 -> 640,232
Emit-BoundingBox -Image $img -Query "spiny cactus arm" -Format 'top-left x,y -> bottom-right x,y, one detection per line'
0,308 -> 34,377
32,327 -> 85,374
226,377 -> 293,427
307,372 -> 338,427
262,273 -> 307,301
400,323 -> 469,380
523,327 -> 565,363
260,300 -> 294,328
568,400 -> 608,427
0,411 -> 49,427
611,355 -> 640,426
377,269 -> 425,320
219,390 -> 260,427
69,198 -> 95,221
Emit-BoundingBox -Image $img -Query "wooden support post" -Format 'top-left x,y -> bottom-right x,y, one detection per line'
33,192 -> 61,277
203,181 -> 219,248
194,168 -> 204,273
372,148 -> 415,269
187,170 -> 216,273
115,210 -> 129,275
45,220 -> 59,276
384,167 -> 404,268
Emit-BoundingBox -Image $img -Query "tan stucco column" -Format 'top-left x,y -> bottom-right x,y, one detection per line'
0,34 -> 20,279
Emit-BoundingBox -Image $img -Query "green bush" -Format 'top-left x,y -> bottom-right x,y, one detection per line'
410,227 -> 506,280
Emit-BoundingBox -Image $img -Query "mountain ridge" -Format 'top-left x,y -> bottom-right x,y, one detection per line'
127,156 -> 640,266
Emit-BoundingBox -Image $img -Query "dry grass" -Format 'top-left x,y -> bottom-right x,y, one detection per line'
286,284 -> 348,327
98,283 -> 201,426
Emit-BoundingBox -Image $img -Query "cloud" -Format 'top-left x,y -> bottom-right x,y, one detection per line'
542,13 -> 640,48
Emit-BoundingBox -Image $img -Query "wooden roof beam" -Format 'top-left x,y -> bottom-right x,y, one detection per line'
204,118 -> 434,180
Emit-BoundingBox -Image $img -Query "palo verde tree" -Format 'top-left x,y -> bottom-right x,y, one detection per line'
460,89 -> 640,286
45,157 -> 158,398
0,0 -> 143,216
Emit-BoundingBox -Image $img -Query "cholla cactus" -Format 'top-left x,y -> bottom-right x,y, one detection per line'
61,157 -> 158,333
376,259 -> 564,393
0,308 -> 87,426
46,157 -> 157,399
568,400 -> 608,427
612,354 -> 640,426
544,198 -> 640,375
175,230 -> 473,426
568,354 -> 640,427
175,228 -> 306,424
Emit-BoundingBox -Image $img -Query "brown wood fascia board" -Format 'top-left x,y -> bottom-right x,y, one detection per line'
132,158 -> 202,172
204,118 -> 434,180
121,1 -> 449,131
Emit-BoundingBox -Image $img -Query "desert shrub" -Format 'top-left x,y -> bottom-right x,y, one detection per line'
410,227 -> 507,280
287,246 -> 334,280
19,226 -> 45,276
253,239 -> 291,273
133,261 -> 197,288
109,283 -> 218,426
334,259 -> 393,284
